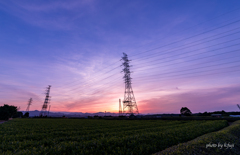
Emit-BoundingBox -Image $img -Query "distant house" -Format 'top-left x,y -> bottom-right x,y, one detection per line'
211,114 -> 222,118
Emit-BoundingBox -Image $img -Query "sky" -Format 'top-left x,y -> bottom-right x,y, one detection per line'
0,0 -> 240,114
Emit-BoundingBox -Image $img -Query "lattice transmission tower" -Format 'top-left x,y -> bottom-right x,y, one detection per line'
26,98 -> 32,112
121,53 -> 139,115
119,99 -> 122,116
48,105 -> 51,115
40,85 -> 51,116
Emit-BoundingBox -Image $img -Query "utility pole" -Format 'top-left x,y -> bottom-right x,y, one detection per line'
121,53 -> 139,115
40,85 -> 51,116
119,99 -> 122,116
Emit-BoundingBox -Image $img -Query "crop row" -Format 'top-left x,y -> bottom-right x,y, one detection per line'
0,119 -> 180,134
1,120 -> 194,145
0,119 -> 228,155
156,120 -> 240,155
0,120 -> 188,142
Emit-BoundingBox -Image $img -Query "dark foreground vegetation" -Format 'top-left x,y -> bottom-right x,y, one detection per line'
0,119 -> 228,155
0,104 -> 30,121
0,104 -> 18,120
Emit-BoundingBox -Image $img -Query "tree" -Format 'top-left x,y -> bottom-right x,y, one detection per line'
180,107 -> 192,116
13,112 -> 23,118
0,104 -> 18,120
23,112 -> 29,118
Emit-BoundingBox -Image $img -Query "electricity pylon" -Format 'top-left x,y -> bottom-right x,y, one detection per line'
121,53 -> 139,115
48,105 -> 51,115
40,85 -> 51,116
26,98 -> 32,112
119,99 -> 122,116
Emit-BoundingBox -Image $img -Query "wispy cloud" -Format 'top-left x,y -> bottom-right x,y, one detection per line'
0,83 -> 44,111
0,0 -> 96,30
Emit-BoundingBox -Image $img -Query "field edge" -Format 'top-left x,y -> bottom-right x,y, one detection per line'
154,120 -> 240,155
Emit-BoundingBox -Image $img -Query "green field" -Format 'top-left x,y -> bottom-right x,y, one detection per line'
0,119 -> 228,155
155,120 -> 240,155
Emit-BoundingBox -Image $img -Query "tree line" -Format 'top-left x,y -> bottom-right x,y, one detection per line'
0,104 -> 29,120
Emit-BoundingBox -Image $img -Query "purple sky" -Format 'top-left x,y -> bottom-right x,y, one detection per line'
0,0 -> 240,114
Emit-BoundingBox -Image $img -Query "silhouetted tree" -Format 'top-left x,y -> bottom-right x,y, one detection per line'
201,111 -> 209,116
212,110 -> 229,116
24,112 -> 29,118
180,107 -> 192,116
13,112 -> 23,118
0,104 -> 18,120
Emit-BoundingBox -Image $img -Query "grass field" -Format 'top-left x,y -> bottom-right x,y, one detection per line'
0,119 -> 228,155
155,120 -> 240,155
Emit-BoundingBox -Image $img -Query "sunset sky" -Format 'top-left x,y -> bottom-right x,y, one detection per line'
1,0 -> 240,114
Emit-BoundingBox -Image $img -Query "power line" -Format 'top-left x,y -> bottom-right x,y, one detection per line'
133,49 -> 240,72
134,60 -> 240,80
54,60 -> 121,89
54,48 -> 240,102
55,76 -> 123,101
54,68 -> 240,106
130,18 -> 240,57
61,69 -> 122,93
133,28 -> 240,61
32,9 -> 240,106
133,69 -> 240,84
134,55 -> 238,74
60,69 -> 122,93
133,39 -> 240,68
52,9 -> 240,92
55,82 -> 123,103
40,15 -> 240,96
134,7 -> 240,49
134,65 -> 240,81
